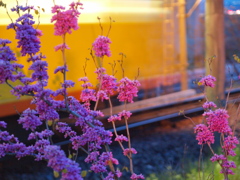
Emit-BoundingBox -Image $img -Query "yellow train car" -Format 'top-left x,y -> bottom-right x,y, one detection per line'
0,0 -> 188,117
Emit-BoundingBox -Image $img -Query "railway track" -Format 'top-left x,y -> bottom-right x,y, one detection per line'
101,88 -> 240,132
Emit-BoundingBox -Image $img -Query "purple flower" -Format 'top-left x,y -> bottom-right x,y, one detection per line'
0,121 -> 7,128
29,60 -> 49,81
0,39 -> 23,83
7,12 -> 41,56
43,145 -> 82,180
62,80 -> 75,88
54,66 -> 68,74
18,108 -> 42,131
28,130 -> 54,140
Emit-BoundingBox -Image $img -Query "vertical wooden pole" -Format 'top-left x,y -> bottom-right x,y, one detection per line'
205,0 -> 225,105
179,0 -> 188,90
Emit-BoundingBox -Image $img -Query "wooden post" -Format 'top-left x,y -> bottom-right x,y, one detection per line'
205,0 -> 225,105
178,0 -> 188,90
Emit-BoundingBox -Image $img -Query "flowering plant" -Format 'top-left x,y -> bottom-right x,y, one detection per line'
0,1 -> 143,180
194,75 -> 239,180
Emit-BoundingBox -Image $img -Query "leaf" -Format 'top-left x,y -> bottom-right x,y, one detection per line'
47,120 -> 53,126
233,54 -> 240,63
81,170 -> 88,177
68,154 -> 73,159
42,8 -> 45,12
122,166 -> 129,172
35,9 -> 39,15
62,169 -> 68,173
53,170 -> 59,178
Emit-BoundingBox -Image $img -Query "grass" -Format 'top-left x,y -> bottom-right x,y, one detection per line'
146,146 -> 240,180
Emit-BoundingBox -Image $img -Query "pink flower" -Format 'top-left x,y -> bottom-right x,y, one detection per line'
130,173 -> 145,180
80,89 -> 96,102
107,115 -> 121,122
210,154 -> 226,162
54,43 -> 70,51
220,160 -> 237,175
36,29 -> 43,37
202,101 -> 217,109
92,36 -> 111,57
118,110 -> 132,119
78,76 -> 89,82
198,75 -> 216,87
194,124 -> 214,145
203,109 -> 232,134
51,2 -> 83,36
123,148 -> 137,156
117,77 -> 140,103
97,90 -> 109,101
115,135 -> 128,142
222,136 -> 239,156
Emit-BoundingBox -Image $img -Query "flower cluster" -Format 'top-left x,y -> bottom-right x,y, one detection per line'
202,101 -> 217,109
92,36 -> 111,57
95,67 -> 118,101
7,6 -> 42,56
117,77 -> 141,103
198,75 -> 216,87
194,124 -> 214,145
18,108 -> 42,131
51,2 -> 83,36
0,39 -> 24,83
43,145 -> 83,180
195,75 -> 239,178
203,108 -> 231,134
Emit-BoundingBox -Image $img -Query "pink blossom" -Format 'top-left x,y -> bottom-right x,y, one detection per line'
115,135 -> 128,142
117,77 -> 140,103
220,160 -> 237,175
51,2 -> 83,36
123,148 -> 137,156
194,124 -> 214,145
198,75 -> 216,87
107,115 -> 121,122
220,168 -> 235,175
94,67 -> 106,75
130,173 -> 145,180
210,154 -> 226,162
78,76 -> 89,82
80,88 -> 96,102
202,101 -> 217,109
222,136 -> 239,156
97,90 -> 109,101
54,43 -> 70,51
118,110 -> 132,119
203,109 -> 232,134
100,74 -> 118,95
92,36 -> 111,57
36,29 -> 43,37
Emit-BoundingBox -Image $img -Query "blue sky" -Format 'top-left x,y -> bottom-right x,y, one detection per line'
224,0 -> 240,10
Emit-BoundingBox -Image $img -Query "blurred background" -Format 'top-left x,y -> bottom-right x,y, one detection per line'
1,1 -> 240,180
